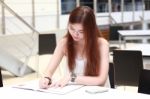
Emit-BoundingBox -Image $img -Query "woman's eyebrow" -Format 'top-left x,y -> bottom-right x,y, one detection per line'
70,25 -> 83,31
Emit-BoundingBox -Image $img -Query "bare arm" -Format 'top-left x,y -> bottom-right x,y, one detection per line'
75,38 -> 109,86
39,38 -> 67,89
43,38 -> 66,78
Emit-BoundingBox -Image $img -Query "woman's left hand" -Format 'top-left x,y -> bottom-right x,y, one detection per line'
50,75 -> 71,88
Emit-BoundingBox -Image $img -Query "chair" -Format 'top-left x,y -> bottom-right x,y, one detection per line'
109,62 -> 115,88
113,50 -> 143,86
138,69 -> 150,94
109,25 -> 123,52
39,34 -> 56,55
109,25 -> 123,41
0,68 -> 3,87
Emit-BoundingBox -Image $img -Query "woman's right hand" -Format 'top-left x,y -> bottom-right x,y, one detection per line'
39,77 -> 51,89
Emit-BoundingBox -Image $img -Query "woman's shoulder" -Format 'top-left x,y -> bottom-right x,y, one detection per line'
98,37 -> 109,53
98,37 -> 109,45
57,37 -> 67,53
57,37 -> 67,46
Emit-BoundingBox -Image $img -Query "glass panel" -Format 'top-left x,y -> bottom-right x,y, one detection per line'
124,0 -> 132,11
135,0 -> 142,11
97,0 -> 108,12
80,0 -> 93,9
145,0 -> 150,10
112,0 -> 121,12
61,0 -> 76,14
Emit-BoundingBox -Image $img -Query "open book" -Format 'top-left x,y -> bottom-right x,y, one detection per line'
12,80 -> 84,95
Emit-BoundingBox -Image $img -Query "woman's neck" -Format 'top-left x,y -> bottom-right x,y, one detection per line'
74,42 -> 85,59
74,39 -> 85,46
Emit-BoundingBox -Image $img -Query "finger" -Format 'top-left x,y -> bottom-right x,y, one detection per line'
40,80 -> 49,89
39,80 -> 45,88
54,83 -> 60,88
49,82 -> 56,88
60,82 -> 67,88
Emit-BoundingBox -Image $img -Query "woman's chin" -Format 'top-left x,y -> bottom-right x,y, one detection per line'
73,37 -> 80,41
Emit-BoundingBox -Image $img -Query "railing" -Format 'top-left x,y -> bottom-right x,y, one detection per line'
0,0 -> 40,76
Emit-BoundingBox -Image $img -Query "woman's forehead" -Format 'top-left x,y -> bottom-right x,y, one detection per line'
69,23 -> 83,29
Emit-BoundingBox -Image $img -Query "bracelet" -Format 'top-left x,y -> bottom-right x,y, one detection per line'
71,73 -> 77,82
44,77 -> 51,85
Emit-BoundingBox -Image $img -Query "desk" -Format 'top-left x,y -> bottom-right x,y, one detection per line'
124,43 -> 150,56
124,43 -> 150,69
118,30 -> 150,48
0,81 -> 150,99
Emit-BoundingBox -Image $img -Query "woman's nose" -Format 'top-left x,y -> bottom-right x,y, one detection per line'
74,31 -> 79,36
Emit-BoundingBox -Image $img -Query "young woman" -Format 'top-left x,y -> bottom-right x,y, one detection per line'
39,6 -> 109,89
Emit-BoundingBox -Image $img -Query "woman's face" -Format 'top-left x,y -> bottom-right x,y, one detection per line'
68,23 -> 84,42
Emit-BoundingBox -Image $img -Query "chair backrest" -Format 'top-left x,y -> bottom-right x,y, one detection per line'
109,25 -> 123,41
109,63 -> 115,88
113,50 -> 143,86
109,25 -> 123,52
0,68 -> 3,87
138,69 -> 150,94
39,34 -> 56,55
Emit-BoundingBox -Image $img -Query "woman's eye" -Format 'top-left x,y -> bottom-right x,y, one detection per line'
79,31 -> 83,34
70,27 -> 74,30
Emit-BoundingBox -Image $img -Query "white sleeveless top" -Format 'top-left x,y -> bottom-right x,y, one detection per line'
64,57 -> 110,88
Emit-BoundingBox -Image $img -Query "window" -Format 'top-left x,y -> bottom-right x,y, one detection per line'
80,0 -> 93,9
145,0 -> 150,10
61,0 -> 93,14
135,0 -> 142,11
61,0 -> 76,14
97,0 -> 108,12
111,0 -> 121,12
124,0 -> 132,11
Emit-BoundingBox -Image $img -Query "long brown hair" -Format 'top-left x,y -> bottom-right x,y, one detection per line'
66,6 -> 101,76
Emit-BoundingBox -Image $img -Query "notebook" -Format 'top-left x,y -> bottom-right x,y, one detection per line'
12,80 -> 84,95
